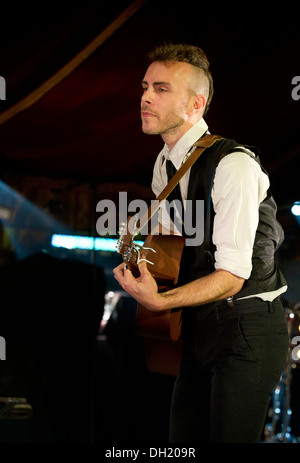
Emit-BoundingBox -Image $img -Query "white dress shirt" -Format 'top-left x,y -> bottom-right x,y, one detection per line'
151,118 -> 287,301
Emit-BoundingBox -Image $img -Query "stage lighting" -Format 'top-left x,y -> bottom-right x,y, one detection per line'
51,234 -> 143,252
291,201 -> 300,216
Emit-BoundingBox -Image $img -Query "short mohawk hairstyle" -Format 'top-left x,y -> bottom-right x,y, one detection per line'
147,43 -> 214,114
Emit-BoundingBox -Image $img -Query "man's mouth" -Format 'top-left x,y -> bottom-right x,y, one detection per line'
141,110 -> 157,118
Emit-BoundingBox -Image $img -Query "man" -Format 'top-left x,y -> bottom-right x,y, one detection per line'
113,44 -> 289,443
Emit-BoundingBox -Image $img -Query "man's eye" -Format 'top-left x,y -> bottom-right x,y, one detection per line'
158,88 -> 167,92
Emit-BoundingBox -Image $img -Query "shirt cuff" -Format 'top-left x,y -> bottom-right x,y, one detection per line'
214,247 -> 253,279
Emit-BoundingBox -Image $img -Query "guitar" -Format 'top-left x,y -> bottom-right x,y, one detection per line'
117,216 -> 184,375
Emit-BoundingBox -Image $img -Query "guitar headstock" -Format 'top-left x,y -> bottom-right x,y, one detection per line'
117,216 -> 142,274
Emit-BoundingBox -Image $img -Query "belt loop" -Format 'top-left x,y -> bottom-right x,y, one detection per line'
268,300 -> 274,313
226,296 -> 235,308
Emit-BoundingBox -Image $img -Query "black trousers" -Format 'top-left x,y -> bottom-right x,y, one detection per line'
169,297 -> 290,443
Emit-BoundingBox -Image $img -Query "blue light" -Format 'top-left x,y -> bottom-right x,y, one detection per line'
94,237 -> 118,252
51,234 -> 143,252
0,179 -> 145,257
0,180 -> 70,259
51,234 -> 95,250
291,201 -> 300,216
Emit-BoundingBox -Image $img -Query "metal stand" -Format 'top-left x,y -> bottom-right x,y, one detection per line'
264,306 -> 300,443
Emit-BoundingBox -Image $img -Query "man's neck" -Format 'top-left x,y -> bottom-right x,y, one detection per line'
161,118 -> 202,150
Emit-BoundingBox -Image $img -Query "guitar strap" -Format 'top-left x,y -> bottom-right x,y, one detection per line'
157,134 -> 222,202
135,134 -> 223,235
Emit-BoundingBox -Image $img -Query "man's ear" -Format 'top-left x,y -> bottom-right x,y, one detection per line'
187,94 -> 206,117
194,94 -> 206,113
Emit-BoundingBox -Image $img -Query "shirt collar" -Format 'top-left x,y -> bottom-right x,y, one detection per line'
161,118 -> 208,170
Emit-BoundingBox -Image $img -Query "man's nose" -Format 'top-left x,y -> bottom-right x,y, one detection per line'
141,88 -> 153,105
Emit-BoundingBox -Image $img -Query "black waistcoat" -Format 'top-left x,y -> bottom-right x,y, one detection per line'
178,137 -> 287,311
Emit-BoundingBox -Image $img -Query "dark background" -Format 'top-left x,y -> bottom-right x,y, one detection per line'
0,0 -> 299,444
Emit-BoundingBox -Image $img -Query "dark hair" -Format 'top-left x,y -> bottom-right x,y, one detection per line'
147,43 -> 214,114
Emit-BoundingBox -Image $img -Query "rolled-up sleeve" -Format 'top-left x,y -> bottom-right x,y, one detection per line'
212,152 -> 270,279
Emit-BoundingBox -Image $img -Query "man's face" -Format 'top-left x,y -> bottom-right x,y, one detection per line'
141,61 -> 195,138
